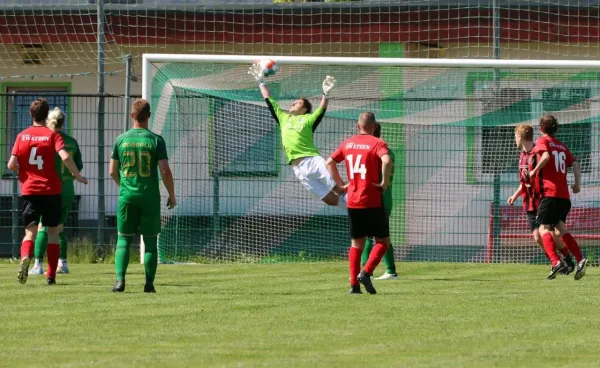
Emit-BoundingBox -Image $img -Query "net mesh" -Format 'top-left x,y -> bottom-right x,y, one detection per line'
148,59 -> 600,263
1,1 -> 600,78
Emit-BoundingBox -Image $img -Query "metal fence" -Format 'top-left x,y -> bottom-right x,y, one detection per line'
0,94 -> 139,257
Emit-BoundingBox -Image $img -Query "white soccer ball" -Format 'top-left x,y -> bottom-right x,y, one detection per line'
259,59 -> 278,77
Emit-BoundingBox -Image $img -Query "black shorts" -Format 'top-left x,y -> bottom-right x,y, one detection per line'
536,197 -> 571,226
347,207 -> 390,239
22,195 -> 62,228
526,211 -> 539,232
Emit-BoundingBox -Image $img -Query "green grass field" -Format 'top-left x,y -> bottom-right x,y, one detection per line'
0,262 -> 598,368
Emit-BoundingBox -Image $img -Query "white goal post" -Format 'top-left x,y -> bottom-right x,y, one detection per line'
140,54 -> 600,264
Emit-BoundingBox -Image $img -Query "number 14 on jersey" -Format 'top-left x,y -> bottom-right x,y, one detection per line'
347,154 -> 366,180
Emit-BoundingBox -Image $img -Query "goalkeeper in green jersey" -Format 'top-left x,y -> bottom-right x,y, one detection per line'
29,107 -> 84,276
109,99 -> 176,293
361,122 -> 398,280
248,63 -> 346,207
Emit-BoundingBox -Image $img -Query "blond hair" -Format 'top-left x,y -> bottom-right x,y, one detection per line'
47,107 -> 65,131
514,124 -> 533,142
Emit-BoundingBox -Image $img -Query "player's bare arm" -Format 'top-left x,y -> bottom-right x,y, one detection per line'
325,157 -> 347,191
7,155 -> 18,172
529,151 -> 550,177
58,149 -> 88,184
159,159 -> 177,209
374,154 -> 393,192
571,161 -> 581,193
109,159 -> 120,187
507,184 -> 524,205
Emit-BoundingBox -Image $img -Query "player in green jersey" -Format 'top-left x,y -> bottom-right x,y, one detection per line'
109,99 -> 176,293
29,107 -> 84,276
248,63 -> 346,206
361,122 -> 398,280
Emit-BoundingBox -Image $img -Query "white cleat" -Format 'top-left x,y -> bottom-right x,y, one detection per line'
29,265 -> 44,276
57,259 -> 70,274
375,272 -> 399,280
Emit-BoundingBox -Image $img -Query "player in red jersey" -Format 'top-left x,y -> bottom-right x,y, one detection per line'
528,115 -> 587,280
7,98 -> 88,285
507,124 -> 573,274
326,112 -> 393,294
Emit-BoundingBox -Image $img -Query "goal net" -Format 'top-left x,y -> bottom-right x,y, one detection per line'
145,55 -> 600,264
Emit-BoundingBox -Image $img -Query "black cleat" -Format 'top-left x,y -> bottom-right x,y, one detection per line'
358,270 -> 376,294
574,258 -> 588,281
17,256 -> 31,285
547,261 -> 565,280
348,285 -> 362,294
111,280 -> 125,292
144,284 -> 156,293
46,277 -> 56,285
562,256 -> 576,275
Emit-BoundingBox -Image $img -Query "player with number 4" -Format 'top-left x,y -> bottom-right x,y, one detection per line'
529,114 -> 588,280
248,62 -> 346,207
7,98 -> 88,285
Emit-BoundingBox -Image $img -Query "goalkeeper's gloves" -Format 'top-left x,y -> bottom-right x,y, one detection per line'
248,63 -> 265,85
322,75 -> 336,96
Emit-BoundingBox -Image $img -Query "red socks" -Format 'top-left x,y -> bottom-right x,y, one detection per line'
20,240 -> 34,259
46,243 -> 60,278
542,232 -> 561,266
364,242 -> 389,275
561,233 -> 583,262
349,247 -> 362,286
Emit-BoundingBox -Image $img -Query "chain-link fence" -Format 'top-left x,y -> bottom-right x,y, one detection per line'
0,93 -> 139,257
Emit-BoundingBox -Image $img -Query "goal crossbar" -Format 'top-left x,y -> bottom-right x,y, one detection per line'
141,54 -> 600,101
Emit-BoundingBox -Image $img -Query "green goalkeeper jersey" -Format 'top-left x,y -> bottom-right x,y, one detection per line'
55,131 -> 83,199
265,97 -> 326,164
111,128 -> 168,201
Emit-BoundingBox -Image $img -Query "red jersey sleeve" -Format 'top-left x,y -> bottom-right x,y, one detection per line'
330,142 -> 345,163
375,140 -> 390,157
535,137 -> 550,154
565,148 -> 576,167
11,134 -> 21,156
53,132 -> 65,152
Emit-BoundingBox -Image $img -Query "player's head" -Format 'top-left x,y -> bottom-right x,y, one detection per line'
539,114 -> 559,136
131,99 -> 152,125
357,111 -> 377,135
514,124 -> 534,149
30,98 -> 50,124
289,98 -> 311,115
373,122 -> 382,138
47,107 -> 65,132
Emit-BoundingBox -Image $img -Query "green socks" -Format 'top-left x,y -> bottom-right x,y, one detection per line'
59,232 -> 68,260
361,238 -> 397,275
361,237 -> 374,267
143,236 -> 158,285
383,244 -> 396,275
115,235 -> 132,281
34,226 -> 48,260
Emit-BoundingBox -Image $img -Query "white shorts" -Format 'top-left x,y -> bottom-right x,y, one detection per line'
292,156 -> 337,200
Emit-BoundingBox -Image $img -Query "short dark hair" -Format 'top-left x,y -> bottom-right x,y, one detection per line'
301,98 -> 312,114
30,98 -> 50,122
539,114 -> 558,136
131,99 -> 151,122
373,122 -> 382,138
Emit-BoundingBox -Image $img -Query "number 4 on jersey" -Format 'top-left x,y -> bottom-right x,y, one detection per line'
347,154 -> 366,180
29,147 -> 44,170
